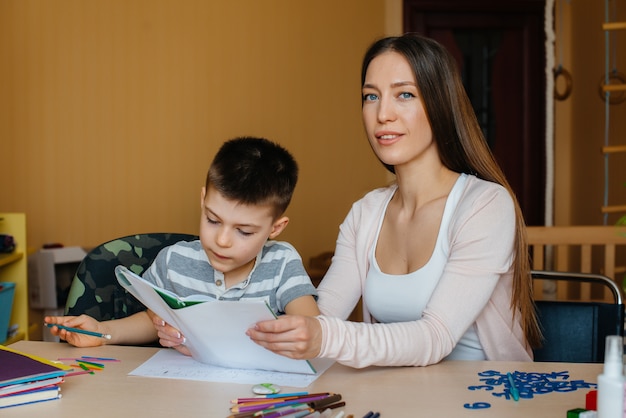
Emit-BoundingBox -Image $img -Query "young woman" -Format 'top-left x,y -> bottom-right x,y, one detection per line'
164,34 -> 542,367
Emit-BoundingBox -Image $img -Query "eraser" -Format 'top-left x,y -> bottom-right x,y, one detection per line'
252,383 -> 280,395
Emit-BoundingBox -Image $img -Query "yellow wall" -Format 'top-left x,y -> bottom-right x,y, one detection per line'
2,0 -> 624,268
0,0 -> 396,265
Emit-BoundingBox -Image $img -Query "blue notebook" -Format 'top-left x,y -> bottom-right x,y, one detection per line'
0,385 -> 61,409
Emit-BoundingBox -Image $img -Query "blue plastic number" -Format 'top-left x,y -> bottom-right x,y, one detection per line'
463,402 -> 491,409
467,385 -> 493,391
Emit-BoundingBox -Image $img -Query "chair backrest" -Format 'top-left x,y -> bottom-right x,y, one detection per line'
527,225 -> 626,301
65,233 -> 197,321
531,270 -> 625,363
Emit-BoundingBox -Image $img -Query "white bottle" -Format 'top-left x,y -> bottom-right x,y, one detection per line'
597,335 -> 624,418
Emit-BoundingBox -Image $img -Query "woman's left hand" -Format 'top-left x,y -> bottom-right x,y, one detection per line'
246,315 -> 323,359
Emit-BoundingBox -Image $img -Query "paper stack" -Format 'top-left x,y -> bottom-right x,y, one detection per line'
0,345 -> 71,409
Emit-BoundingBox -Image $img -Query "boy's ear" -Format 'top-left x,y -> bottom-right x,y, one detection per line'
268,216 -> 289,239
200,187 -> 206,207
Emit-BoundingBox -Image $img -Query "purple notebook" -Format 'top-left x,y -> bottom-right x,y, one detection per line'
0,346 -> 68,387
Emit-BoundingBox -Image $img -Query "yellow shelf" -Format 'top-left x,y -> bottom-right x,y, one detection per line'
0,214 -> 29,342
0,252 -> 23,268
1,331 -> 25,346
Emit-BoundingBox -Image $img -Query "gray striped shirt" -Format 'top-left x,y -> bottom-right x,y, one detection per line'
142,240 -> 317,315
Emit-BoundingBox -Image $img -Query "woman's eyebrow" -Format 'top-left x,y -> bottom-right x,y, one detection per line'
391,81 -> 417,88
362,80 -> 416,89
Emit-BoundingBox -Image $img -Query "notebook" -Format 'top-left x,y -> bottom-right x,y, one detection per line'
0,345 -> 70,387
115,265 -> 316,374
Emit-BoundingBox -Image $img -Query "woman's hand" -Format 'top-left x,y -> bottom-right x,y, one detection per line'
44,315 -> 109,348
147,311 -> 191,356
246,315 -> 323,360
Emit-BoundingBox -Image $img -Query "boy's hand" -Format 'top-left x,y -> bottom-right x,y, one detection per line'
44,315 -> 109,348
147,310 -> 191,356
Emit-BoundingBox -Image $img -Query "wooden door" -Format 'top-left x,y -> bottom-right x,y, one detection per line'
404,0 -> 547,226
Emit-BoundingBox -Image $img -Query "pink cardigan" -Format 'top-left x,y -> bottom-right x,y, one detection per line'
316,175 -> 533,367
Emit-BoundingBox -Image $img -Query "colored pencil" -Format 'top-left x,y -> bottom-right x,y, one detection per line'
316,401 -> 345,411
77,363 -> 94,375
236,401 -> 346,418
44,323 -> 112,340
507,372 -> 520,401
233,392 -> 324,404
76,359 -> 105,368
65,370 -> 94,377
230,392 -> 314,403
262,406 -> 313,418
309,394 -> 342,409
80,356 -> 120,361
232,394 -> 331,411
232,395 -> 332,413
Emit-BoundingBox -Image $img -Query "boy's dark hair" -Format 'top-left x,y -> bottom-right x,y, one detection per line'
206,137 -> 298,218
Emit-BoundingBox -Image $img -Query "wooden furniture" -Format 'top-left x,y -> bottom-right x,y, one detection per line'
600,12 -> 626,216
527,225 -> 626,301
0,213 -> 28,344
4,341 -> 602,417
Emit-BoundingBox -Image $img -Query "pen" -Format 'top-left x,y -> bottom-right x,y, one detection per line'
507,372 -> 520,401
44,323 -> 112,340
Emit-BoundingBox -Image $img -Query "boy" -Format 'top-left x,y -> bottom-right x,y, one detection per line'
46,136 -> 319,350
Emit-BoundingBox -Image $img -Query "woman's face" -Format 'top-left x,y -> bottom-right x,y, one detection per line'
361,51 -> 435,170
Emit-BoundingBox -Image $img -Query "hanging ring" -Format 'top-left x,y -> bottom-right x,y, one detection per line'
554,66 -> 573,101
598,71 -> 626,105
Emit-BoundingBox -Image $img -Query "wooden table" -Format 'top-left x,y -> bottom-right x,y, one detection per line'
3,341 -> 601,417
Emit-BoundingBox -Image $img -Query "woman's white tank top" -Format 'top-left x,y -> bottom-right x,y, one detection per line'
364,173 -> 485,360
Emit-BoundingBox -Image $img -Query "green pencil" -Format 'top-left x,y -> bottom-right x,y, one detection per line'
44,323 -> 112,340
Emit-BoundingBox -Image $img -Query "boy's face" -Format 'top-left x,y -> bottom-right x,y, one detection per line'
199,185 -> 288,277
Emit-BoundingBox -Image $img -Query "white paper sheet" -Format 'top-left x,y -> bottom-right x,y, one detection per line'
115,265 -> 316,374
128,349 -> 335,388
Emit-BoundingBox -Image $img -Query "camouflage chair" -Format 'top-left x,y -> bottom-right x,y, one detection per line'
65,233 -> 197,322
